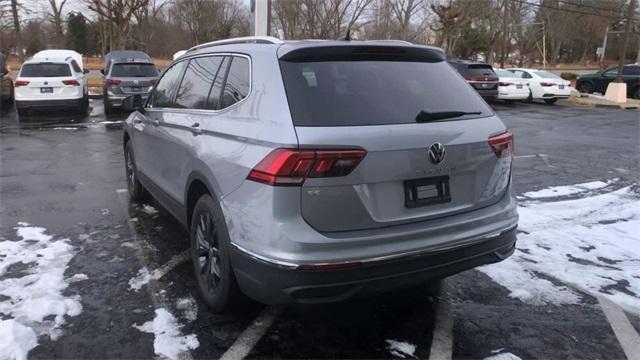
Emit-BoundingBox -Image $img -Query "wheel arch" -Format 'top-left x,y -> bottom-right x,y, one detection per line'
185,172 -> 219,228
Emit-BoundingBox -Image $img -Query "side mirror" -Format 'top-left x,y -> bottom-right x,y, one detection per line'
83,69 -> 90,74
122,94 -> 144,112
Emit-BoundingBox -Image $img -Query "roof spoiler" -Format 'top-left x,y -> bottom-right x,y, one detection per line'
279,45 -> 445,63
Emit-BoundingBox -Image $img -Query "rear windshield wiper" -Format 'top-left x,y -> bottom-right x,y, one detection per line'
415,110 -> 482,123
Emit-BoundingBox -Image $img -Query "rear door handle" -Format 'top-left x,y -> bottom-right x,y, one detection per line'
190,122 -> 202,135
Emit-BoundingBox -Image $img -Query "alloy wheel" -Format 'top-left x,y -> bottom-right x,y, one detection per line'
195,212 -> 221,292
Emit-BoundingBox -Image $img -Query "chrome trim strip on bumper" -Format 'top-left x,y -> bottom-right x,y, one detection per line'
230,223 -> 518,270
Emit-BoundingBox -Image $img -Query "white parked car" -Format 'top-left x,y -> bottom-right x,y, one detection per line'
508,68 -> 571,104
494,69 -> 530,101
14,55 -> 89,117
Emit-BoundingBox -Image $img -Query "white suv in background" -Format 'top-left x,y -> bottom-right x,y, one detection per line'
14,55 -> 89,117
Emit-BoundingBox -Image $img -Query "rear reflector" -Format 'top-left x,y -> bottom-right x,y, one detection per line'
62,79 -> 80,86
247,148 -> 366,186
297,262 -> 362,271
14,80 -> 29,87
107,79 -> 121,86
488,132 -> 514,158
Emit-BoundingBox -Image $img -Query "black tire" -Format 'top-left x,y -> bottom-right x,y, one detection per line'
190,194 -> 241,312
16,106 -> 28,118
124,141 -> 148,202
632,86 -> 640,100
6,85 -> 14,106
544,98 -> 558,105
104,99 -> 113,115
576,81 -> 594,94
527,89 -> 533,103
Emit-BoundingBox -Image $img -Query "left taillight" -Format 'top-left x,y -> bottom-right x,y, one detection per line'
14,80 -> 29,87
62,79 -> 80,86
247,148 -> 367,186
540,82 -> 555,87
499,82 -> 512,87
488,132 -> 514,158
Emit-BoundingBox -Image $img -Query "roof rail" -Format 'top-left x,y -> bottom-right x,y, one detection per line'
187,36 -> 283,52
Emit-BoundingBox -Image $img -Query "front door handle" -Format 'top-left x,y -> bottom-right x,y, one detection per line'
190,122 -> 202,135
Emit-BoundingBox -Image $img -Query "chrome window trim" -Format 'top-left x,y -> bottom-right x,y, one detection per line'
146,52 -> 252,114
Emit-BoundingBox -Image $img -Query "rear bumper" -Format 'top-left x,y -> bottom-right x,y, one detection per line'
231,226 -> 517,304
16,98 -> 83,110
474,88 -> 498,100
106,93 -> 148,108
498,91 -> 529,100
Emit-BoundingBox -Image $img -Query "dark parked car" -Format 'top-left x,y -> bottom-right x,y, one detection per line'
576,64 -> 640,99
0,53 -> 14,109
102,50 -> 159,114
447,58 -> 499,101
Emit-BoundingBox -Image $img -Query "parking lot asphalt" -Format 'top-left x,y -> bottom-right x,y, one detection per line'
1,100 -> 638,359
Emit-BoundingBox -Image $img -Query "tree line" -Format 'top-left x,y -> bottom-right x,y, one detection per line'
1,0 -> 638,67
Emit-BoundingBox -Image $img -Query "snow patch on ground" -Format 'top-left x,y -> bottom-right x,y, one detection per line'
176,296 -> 198,322
484,352 -> 522,360
140,204 -> 159,215
479,183 -> 640,312
0,319 -> 38,360
133,308 -> 199,360
385,339 -> 416,358
0,223 -> 83,358
129,267 -> 151,291
519,179 -> 614,199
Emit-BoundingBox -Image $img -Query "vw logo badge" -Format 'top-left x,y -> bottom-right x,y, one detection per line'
428,143 -> 446,164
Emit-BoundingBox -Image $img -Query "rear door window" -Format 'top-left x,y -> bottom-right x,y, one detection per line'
110,63 -> 159,77
150,61 -> 187,108
175,56 -> 224,109
20,63 -> 71,77
465,64 -> 496,77
70,60 -> 82,73
280,60 -> 493,127
623,66 -> 640,76
220,56 -> 250,109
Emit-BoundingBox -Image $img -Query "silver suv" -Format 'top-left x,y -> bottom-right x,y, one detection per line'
122,37 -> 518,311
103,51 -> 159,114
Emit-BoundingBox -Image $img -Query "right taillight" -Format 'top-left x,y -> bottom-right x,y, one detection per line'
14,80 -> 29,87
488,132 -> 514,158
107,79 -> 121,86
247,148 -> 367,186
540,82 -> 554,87
498,82 -> 512,87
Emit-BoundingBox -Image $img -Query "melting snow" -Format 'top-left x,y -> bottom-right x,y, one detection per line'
479,182 -> 640,313
519,179 -> 614,199
484,352 -> 522,360
140,204 -> 159,215
0,223 -> 83,358
129,267 -> 151,291
133,308 -> 199,360
176,296 -> 198,322
385,339 -> 417,358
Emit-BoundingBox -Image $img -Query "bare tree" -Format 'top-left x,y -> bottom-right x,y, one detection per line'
87,0 -> 151,50
48,0 -> 69,47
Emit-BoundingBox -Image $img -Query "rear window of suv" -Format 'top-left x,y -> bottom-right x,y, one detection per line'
462,64 -> 496,77
20,63 -> 71,77
280,60 -> 493,127
110,63 -> 159,77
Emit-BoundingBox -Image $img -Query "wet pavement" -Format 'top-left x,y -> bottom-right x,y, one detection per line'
1,100 -> 638,359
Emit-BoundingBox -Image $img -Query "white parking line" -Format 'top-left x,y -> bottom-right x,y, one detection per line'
429,280 -> 453,360
598,296 -> 640,360
151,250 -> 190,281
219,305 -> 284,360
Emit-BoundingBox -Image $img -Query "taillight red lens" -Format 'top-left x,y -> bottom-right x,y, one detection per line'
107,79 -> 121,86
14,80 -> 29,87
62,79 -> 80,86
488,132 -> 514,158
498,82 -> 512,86
150,79 -> 157,85
247,148 -> 367,186
540,82 -> 554,87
